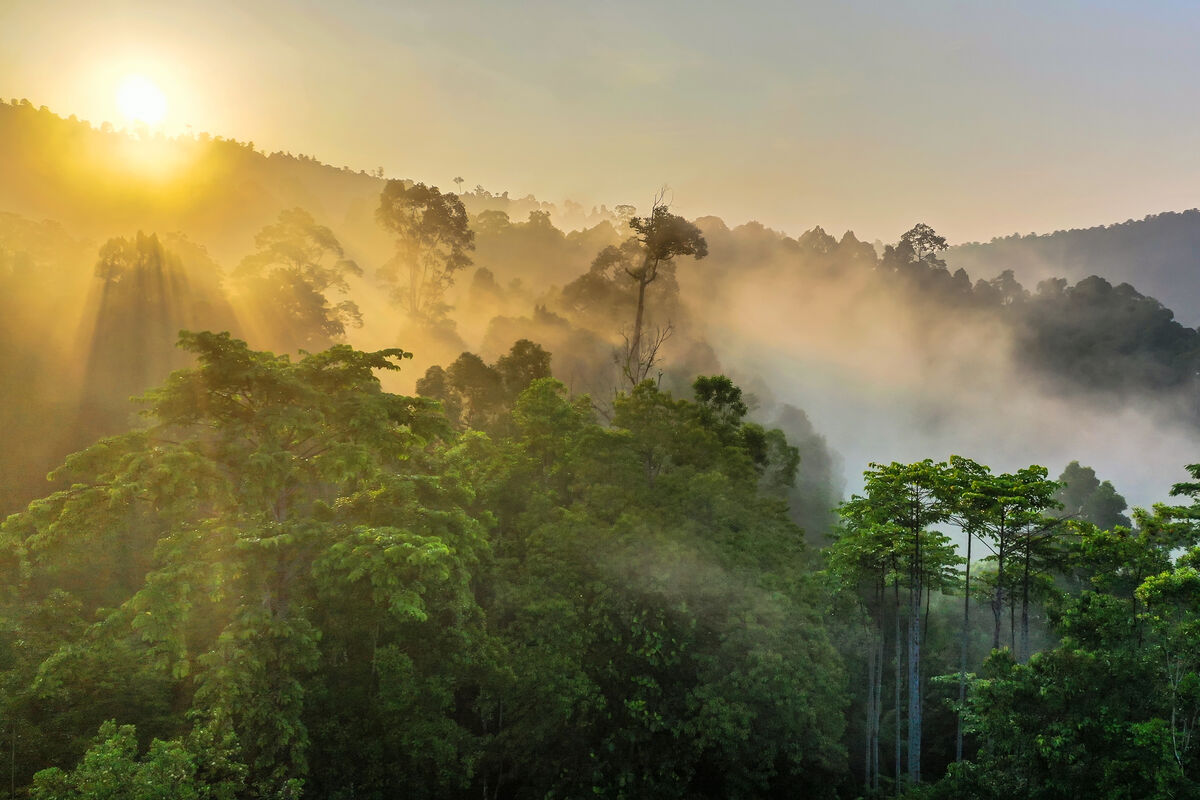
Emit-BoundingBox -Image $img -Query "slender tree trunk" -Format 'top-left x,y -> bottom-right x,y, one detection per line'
907,518 -> 922,784
923,575 -> 932,643
957,531 -> 972,762
907,580 -> 922,783
628,273 -> 650,382
873,579 -> 885,793
894,575 -> 903,796
1009,584 -> 1016,652
1020,540 -> 1032,662
865,630 -> 876,794
992,542 -> 1005,651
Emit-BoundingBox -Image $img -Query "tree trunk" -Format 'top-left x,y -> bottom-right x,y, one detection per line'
907,518 -> 922,784
1009,586 -> 1016,652
894,575 -> 903,795
992,543 -> 1005,651
865,630 -> 876,793
907,581 -> 922,783
874,579 -> 885,793
957,531 -> 972,762
1020,540 -> 1032,662
628,275 -> 650,381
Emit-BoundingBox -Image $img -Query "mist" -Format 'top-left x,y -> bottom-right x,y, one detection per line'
677,218 -> 1200,511
6,29 -> 1200,796
6,100 -> 1200,525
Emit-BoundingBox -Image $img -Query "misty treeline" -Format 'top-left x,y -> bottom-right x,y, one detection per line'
949,209 -> 1200,328
4,101 -> 1200,798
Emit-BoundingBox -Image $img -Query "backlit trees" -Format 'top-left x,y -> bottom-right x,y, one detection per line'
376,181 -> 474,320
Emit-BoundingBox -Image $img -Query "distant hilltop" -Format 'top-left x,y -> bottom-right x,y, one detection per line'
4,97 -> 1200,328
0,99 -> 622,262
947,210 -> 1200,327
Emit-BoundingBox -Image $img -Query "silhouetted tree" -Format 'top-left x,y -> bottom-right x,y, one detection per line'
234,207 -> 362,351
621,198 -> 707,385
377,181 -> 474,320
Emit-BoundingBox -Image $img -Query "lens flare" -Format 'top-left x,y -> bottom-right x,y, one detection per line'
116,74 -> 167,125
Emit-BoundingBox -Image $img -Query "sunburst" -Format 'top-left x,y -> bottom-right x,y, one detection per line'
116,74 -> 167,126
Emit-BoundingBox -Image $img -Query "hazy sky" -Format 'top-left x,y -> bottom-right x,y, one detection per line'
3,0 -> 1199,244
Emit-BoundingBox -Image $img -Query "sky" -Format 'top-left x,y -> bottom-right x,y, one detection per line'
3,0 -> 1199,244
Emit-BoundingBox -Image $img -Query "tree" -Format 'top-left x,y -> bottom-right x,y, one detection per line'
945,458 -> 1061,771
839,460 -> 959,787
880,224 -> 953,297
376,181 -> 474,320
475,376 -> 845,799
81,233 -> 218,439
951,463 -> 1060,654
494,339 -> 552,404
620,197 -> 707,386
414,340 -> 552,432
899,223 -> 948,268
1137,568 -> 1200,777
0,332 -> 492,798
1055,461 -> 1131,529
938,486 -> 1200,800
233,207 -> 363,351
827,510 -> 900,794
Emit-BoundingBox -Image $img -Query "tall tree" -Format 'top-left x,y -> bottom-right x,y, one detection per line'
827,511 -> 898,793
376,181 -> 474,320
946,458 -> 1060,767
954,464 -> 1060,653
620,198 -> 707,386
840,460 -> 959,787
233,207 -> 363,351
940,479 -> 1200,800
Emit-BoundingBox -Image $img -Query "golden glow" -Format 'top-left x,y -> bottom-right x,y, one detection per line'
116,74 -> 167,126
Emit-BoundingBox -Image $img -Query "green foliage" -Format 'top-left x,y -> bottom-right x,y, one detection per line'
925,477 -> 1200,799
1055,461 -> 1131,529
0,332 -> 483,798
30,721 -> 206,800
416,339 -> 553,433
475,377 -> 845,798
0,333 -> 842,799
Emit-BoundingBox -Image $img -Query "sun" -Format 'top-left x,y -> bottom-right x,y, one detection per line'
116,74 -> 167,126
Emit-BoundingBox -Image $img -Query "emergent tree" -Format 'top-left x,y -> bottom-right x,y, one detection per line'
376,181 -> 474,320
620,198 -> 707,386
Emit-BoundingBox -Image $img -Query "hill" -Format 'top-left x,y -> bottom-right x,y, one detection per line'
947,210 -> 1200,326
3,98 -> 1200,523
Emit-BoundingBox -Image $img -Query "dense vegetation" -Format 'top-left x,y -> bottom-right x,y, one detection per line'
3,331 -> 1200,798
948,210 -> 1200,327
3,101 -> 1200,798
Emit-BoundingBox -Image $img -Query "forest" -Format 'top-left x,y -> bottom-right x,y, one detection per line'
3,100 -> 1200,799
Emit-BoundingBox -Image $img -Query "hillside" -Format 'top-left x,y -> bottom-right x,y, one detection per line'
3,99 -> 1200,522
947,210 -> 1200,326
0,99 -> 607,267
5,98 -> 1200,800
